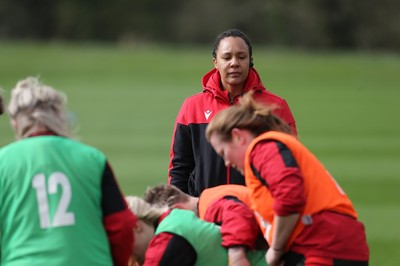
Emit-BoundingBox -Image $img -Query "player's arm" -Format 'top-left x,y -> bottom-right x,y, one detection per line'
168,100 -> 194,194
144,232 -> 197,266
204,197 -> 260,266
101,161 -> 137,266
205,197 -> 260,250
251,141 -> 305,216
251,141 -> 305,263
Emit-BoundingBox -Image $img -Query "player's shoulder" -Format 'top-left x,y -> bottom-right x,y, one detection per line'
181,91 -> 215,110
0,141 -> 17,157
75,140 -> 105,155
184,91 -> 212,103
58,137 -> 107,162
257,89 -> 286,102
0,137 -> 35,155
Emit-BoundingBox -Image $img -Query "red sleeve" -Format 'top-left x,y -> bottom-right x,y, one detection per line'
250,141 -> 306,216
102,162 -> 137,266
204,198 -> 259,250
144,232 -> 197,266
143,233 -> 173,266
104,210 -> 137,266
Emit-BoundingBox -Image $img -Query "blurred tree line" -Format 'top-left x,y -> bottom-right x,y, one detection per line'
0,0 -> 399,52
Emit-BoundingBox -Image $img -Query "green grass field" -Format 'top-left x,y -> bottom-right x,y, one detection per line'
0,42 -> 399,264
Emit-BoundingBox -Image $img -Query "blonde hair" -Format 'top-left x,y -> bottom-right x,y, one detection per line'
7,77 -> 71,139
144,184 -> 191,208
125,196 -> 167,225
206,91 -> 291,142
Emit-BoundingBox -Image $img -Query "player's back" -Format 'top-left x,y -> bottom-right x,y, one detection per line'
0,135 -> 113,266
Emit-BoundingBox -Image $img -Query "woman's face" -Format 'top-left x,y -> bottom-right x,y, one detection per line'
209,130 -> 249,174
213,37 -> 251,90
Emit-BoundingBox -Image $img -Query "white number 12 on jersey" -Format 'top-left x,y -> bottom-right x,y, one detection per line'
32,172 -> 76,228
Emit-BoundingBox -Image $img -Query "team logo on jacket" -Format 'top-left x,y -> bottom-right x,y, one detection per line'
204,110 -> 212,120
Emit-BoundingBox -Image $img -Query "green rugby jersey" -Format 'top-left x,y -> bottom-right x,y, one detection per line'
0,135 -> 113,266
156,209 -> 268,266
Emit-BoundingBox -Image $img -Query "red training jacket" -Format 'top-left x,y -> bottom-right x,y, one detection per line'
168,68 -> 297,196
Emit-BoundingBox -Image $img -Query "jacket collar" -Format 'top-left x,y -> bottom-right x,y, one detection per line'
201,68 -> 266,102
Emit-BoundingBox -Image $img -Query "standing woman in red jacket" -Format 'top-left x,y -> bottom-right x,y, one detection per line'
169,28 -> 297,196
205,91 -> 369,266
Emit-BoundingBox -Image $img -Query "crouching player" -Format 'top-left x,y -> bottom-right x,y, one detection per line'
144,184 -> 267,265
126,196 -> 268,266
